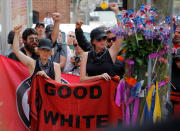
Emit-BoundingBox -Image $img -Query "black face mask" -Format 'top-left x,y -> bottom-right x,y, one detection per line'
92,48 -> 107,64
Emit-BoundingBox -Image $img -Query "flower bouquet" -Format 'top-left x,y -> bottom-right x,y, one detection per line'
113,4 -> 172,125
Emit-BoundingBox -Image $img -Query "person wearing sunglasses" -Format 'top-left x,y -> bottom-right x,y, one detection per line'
76,3 -> 125,79
66,31 -> 76,53
8,13 -> 62,63
63,39 -> 83,75
70,40 -> 83,75
8,27 -> 39,62
12,25 -> 61,83
80,27 -> 123,82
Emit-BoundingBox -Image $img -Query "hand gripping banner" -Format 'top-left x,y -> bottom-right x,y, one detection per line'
29,75 -> 122,131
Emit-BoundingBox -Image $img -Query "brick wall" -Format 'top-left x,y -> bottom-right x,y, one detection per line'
33,0 -> 70,23
12,0 -> 27,27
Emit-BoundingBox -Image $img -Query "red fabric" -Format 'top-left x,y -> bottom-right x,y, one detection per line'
0,55 -> 29,131
0,55 -> 79,130
170,92 -> 180,117
174,44 -> 180,49
61,73 -> 80,84
29,75 -> 122,131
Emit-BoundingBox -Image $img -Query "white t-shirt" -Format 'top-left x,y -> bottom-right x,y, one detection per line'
63,46 -> 75,73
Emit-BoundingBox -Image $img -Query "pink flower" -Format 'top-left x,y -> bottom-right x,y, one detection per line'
172,48 -> 177,53
159,57 -> 168,64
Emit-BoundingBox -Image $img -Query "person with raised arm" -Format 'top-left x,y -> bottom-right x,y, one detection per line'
12,25 -> 61,83
80,27 -> 123,82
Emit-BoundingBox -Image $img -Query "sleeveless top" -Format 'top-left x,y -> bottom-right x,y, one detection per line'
86,48 -> 115,77
31,59 -> 55,81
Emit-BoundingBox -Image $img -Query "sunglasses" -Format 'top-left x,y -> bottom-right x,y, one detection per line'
107,37 -> 116,43
96,36 -> 107,42
69,35 -> 75,38
29,37 -> 39,43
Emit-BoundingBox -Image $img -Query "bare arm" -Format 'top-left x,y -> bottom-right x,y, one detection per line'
51,13 -> 61,44
54,62 -> 61,83
109,3 -> 121,26
109,3 -> 124,63
109,37 -> 124,63
80,52 -> 111,82
12,25 -> 35,75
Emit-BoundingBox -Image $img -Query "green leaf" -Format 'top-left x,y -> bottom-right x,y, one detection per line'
137,34 -> 143,41
136,57 -> 143,66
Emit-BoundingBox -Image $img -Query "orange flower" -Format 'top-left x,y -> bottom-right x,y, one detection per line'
114,75 -> 120,79
165,77 -> 169,82
117,55 -> 124,61
125,77 -> 137,87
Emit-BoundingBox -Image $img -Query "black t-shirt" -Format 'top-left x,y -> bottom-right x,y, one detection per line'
8,47 -> 39,61
31,59 -> 55,81
86,49 -> 115,77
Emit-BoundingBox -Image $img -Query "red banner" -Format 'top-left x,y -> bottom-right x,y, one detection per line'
0,55 -> 79,131
29,75 -> 122,131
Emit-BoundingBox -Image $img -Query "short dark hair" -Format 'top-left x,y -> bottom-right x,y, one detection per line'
22,28 -> 38,41
7,30 -> 15,44
35,22 -> 45,28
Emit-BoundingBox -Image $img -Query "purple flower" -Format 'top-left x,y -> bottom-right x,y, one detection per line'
126,58 -> 135,65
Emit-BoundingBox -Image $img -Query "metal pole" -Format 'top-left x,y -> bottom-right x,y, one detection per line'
133,0 -> 136,11
27,0 -> 33,28
85,11 -> 89,25
167,0 -> 174,101
1,0 -> 12,54
146,0 -> 151,4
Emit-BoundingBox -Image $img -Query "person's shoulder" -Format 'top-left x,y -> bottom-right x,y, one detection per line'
82,51 -> 88,57
20,47 -> 26,53
61,43 -> 67,48
8,52 -> 19,62
58,41 -> 67,45
8,51 -> 15,57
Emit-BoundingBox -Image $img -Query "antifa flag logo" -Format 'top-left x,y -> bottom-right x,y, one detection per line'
16,77 -> 69,129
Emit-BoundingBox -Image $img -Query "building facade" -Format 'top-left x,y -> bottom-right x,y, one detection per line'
32,0 -> 70,23
0,0 -> 29,53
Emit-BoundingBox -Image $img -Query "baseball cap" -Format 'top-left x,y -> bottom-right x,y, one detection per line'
90,27 -> 107,41
45,24 -> 54,33
38,39 -> 53,50
35,22 -> 45,28
175,47 -> 180,58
